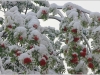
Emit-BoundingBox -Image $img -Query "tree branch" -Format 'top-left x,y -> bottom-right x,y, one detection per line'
57,10 -> 64,18
56,4 -> 91,14
25,0 -> 28,14
81,33 -> 91,53
49,15 -> 63,21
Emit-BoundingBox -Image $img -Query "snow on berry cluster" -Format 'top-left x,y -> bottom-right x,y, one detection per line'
0,6 -> 65,74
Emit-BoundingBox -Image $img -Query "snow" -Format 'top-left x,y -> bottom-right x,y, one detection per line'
66,8 -> 78,19
75,60 -> 84,71
9,6 -> 18,12
63,2 -> 91,14
18,53 -> 32,62
14,26 -> 27,38
37,7 -> 49,18
8,45 -> 18,51
90,12 -> 100,20
28,18 -> 40,29
28,30 -> 41,41
39,44 -> 49,55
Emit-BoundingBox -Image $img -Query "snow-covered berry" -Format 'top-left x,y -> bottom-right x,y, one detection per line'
88,62 -> 94,69
23,57 -> 32,64
33,35 -> 39,41
40,58 -> 46,66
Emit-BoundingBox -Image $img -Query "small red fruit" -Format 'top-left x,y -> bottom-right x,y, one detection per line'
33,35 -> 39,41
33,24 -> 38,29
72,53 -> 78,57
71,29 -> 77,33
80,51 -> 86,57
19,36 -> 23,40
43,55 -> 48,60
88,62 -> 94,68
40,59 -> 46,66
87,58 -> 92,62
50,51 -> 53,55
62,27 -> 67,31
98,18 -> 100,21
82,48 -> 86,52
23,57 -> 32,64
15,51 -> 21,56
29,45 -> 33,49
42,10 -> 47,14
70,57 -> 78,64
73,37 -> 79,42
0,44 -> 5,48
7,25 -> 12,28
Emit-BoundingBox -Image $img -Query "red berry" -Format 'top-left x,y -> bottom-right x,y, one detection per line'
29,45 -> 33,49
88,62 -> 94,68
23,58 -> 32,64
71,29 -> 77,33
62,27 -> 67,31
73,37 -> 79,42
40,59 -> 46,66
50,51 -> 53,55
82,48 -> 86,52
98,18 -> 100,21
0,44 -> 5,48
33,35 -> 39,41
70,57 -> 78,64
43,55 -> 48,60
33,24 -> 38,29
87,58 -> 92,62
7,25 -> 12,28
19,36 -> 23,40
65,39 -> 68,44
15,51 -> 21,56
80,51 -> 86,57
42,10 -> 47,14
72,53 -> 78,57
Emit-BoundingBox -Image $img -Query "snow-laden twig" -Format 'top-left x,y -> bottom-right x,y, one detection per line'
81,33 -> 91,53
56,3 -> 91,14
25,0 -> 28,14
49,15 -> 63,21
38,15 -> 63,22
57,10 -> 64,18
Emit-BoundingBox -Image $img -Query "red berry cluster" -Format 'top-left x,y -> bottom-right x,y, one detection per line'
14,50 -> 21,56
80,48 -> 87,57
33,35 -> 39,41
70,53 -> 78,64
0,43 -> 5,48
42,10 -> 47,15
23,57 -> 32,64
7,25 -> 12,28
39,55 -> 48,66
33,24 -> 38,29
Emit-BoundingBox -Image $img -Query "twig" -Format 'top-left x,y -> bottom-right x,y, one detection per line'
81,33 -> 91,53
25,0 -> 28,14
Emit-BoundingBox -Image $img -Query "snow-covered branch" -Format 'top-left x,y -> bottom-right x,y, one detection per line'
56,2 -> 91,14
49,15 -> 63,21
81,33 -> 91,53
